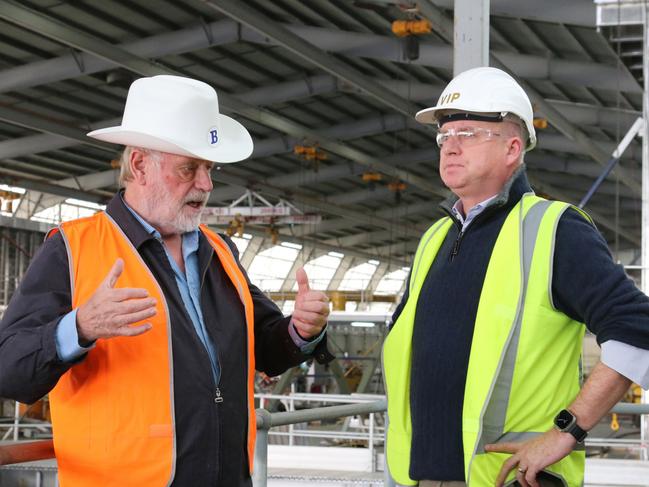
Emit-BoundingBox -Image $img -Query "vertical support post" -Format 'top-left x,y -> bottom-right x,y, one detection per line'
383,413 -> 396,487
288,396 -> 295,446
253,409 -> 272,487
453,0 -> 490,76
641,4 -> 649,462
13,401 -> 19,441
369,412 -> 375,472
329,359 -> 351,394
240,236 -> 265,269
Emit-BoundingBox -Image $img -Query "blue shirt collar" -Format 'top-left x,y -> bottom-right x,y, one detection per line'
452,194 -> 498,230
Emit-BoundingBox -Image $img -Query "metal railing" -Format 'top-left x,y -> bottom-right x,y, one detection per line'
3,399 -> 649,486
0,399 -> 390,486
0,401 -> 52,441
0,440 -> 54,466
256,393 -> 385,447
254,398 -> 387,487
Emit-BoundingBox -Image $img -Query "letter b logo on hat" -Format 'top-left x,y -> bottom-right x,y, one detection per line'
208,127 -> 218,145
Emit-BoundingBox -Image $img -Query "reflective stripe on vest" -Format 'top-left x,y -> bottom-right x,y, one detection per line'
48,213 -> 256,486
383,194 -> 587,487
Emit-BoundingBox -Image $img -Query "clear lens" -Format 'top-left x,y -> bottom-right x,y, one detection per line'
436,127 -> 501,148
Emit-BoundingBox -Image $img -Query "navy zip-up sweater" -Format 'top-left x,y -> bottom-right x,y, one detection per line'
391,168 -> 649,481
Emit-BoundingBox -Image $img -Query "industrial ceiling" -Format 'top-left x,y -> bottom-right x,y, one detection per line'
0,0 -> 643,269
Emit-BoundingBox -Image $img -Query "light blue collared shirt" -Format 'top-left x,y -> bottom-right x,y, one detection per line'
451,195 -> 497,231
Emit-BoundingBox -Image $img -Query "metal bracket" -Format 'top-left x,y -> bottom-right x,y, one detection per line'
69,48 -> 84,73
199,17 -> 214,45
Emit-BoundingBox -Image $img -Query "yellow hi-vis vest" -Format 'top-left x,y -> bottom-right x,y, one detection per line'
383,194 -> 587,487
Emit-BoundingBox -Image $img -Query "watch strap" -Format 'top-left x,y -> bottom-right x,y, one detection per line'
566,422 -> 587,443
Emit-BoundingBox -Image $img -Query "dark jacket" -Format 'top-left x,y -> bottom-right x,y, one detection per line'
0,193 -> 333,486
392,168 -> 649,481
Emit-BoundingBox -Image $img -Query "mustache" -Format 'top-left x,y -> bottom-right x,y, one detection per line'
183,191 -> 210,205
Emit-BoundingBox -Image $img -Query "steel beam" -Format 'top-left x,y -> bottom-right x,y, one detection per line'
325,229 -> 408,248
280,246 -> 315,292
453,0 -> 490,75
230,226 -> 411,269
0,214 -> 52,233
328,359 -> 351,395
366,262 -> 391,294
0,83 -> 638,166
0,105 -> 115,152
371,240 -> 418,259
0,14 -> 636,97
209,163 -> 367,204
529,177 -> 639,246
0,177 -> 108,204
294,200 -> 438,237
14,169 -> 117,219
0,18 -> 238,94
203,170 -> 429,238
0,2 -> 168,78
327,255 -> 357,292
201,0 -> 418,118
428,0 -> 598,27
240,24 -> 640,95
239,236 -> 264,269
0,2 -> 442,200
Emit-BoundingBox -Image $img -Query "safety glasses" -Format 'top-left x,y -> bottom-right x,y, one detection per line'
435,127 -> 503,148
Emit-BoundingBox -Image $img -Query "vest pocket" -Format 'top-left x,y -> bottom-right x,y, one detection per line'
504,469 -> 567,486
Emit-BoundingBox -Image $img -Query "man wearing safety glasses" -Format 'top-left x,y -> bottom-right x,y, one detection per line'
383,67 -> 649,487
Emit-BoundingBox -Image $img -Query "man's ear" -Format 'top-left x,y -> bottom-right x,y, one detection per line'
505,137 -> 523,167
130,149 -> 148,184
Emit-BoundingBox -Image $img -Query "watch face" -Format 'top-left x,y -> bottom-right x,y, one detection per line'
555,409 -> 574,429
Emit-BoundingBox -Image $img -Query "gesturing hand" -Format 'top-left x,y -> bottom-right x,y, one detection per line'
76,258 -> 156,343
292,267 -> 329,339
485,428 -> 576,487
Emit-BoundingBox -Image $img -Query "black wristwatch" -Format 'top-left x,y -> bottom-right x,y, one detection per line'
553,409 -> 587,443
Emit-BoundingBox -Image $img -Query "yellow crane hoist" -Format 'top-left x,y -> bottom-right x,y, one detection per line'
294,145 -> 327,161
533,118 -> 548,129
392,19 -> 431,37
388,180 -> 407,203
0,190 -> 19,213
225,215 -> 245,238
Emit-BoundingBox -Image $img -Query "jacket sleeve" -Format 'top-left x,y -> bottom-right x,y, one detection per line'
220,235 -> 334,377
552,208 -> 649,349
0,232 -> 77,403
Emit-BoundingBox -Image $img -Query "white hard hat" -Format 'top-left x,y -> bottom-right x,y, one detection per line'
415,67 -> 536,151
87,75 -> 253,163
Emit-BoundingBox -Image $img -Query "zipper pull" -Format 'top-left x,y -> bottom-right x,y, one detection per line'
214,387 -> 224,404
451,230 -> 463,260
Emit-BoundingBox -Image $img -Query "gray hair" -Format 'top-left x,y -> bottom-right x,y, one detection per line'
118,146 -> 163,187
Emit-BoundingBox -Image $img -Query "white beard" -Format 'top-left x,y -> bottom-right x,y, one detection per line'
144,178 -> 209,234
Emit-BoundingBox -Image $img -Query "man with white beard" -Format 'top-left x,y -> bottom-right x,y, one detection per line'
0,75 -> 332,487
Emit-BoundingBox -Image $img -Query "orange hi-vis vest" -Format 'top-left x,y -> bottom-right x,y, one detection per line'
48,212 -> 256,486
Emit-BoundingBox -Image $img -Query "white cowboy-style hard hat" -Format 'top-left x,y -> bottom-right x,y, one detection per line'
87,75 -> 253,163
415,67 -> 537,151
